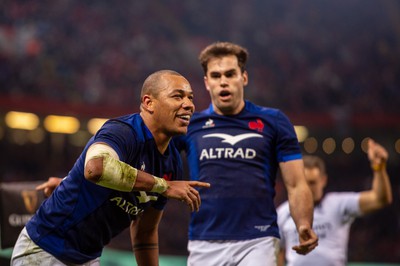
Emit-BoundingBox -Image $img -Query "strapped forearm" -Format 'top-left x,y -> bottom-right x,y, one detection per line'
97,154 -> 138,191
99,155 -> 168,193
85,143 -> 168,193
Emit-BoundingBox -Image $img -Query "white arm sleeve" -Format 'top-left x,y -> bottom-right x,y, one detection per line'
84,142 -> 119,167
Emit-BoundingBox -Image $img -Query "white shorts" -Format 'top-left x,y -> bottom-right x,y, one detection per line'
11,227 -> 100,266
187,236 -> 279,266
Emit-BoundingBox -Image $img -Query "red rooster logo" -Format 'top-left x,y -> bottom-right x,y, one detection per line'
163,173 -> 172,181
248,119 -> 264,132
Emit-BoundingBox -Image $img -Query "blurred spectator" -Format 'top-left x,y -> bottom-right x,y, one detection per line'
0,0 -> 399,112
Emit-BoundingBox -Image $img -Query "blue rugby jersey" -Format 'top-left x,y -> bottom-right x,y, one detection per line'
174,100 -> 301,241
26,114 -> 183,264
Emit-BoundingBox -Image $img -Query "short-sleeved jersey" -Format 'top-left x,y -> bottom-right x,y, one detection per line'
277,192 -> 361,266
26,114 -> 183,264
174,100 -> 302,240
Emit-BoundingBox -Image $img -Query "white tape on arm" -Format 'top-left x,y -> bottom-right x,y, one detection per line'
99,155 -> 138,191
85,143 -> 168,193
150,176 -> 169,193
85,143 -> 119,166
85,142 -> 137,192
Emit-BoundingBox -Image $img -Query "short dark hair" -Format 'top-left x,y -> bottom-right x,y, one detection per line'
302,155 -> 327,176
141,69 -> 183,98
198,42 -> 249,74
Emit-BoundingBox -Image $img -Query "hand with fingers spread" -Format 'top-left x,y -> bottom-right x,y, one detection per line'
292,225 -> 318,255
162,181 -> 211,212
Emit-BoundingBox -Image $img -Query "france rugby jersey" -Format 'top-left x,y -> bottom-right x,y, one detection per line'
175,100 -> 301,240
26,114 -> 183,264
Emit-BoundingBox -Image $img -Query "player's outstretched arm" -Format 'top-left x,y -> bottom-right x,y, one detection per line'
84,143 -> 211,212
280,159 -> 318,255
359,138 -> 393,214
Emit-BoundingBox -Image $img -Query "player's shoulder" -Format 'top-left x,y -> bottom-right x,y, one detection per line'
98,113 -> 149,144
96,114 -> 133,136
244,101 -> 295,125
325,191 -> 358,199
104,113 -> 138,131
322,192 -> 360,204
244,100 -> 280,115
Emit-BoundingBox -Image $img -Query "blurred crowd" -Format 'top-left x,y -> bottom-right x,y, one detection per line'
1,0 -> 400,114
0,0 -> 399,263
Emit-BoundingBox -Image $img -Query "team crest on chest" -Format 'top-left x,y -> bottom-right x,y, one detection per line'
202,118 -> 215,128
248,119 -> 264,132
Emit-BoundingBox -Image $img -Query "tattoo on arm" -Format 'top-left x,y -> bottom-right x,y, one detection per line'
133,243 -> 158,251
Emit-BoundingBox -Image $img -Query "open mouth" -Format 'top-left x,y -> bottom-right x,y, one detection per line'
219,90 -> 232,101
176,114 -> 192,126
220,91 -> 231,97
177,115 -> 191,121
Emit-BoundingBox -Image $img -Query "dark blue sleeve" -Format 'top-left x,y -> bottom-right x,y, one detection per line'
275,111 -> 302,162
93,120 -> 136,162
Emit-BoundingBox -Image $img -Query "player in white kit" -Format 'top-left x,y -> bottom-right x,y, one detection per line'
277,139 -> 392,266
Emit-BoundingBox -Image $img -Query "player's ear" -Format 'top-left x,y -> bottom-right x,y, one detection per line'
141,95 -> 154,114
204,76 -> 211,92
321,174 -> 328,188
242,70 -> 248,86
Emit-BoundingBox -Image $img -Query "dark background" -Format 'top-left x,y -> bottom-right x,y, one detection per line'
0,0 -> 399,263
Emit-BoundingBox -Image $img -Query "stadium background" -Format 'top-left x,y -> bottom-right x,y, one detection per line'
0,0 -> 399,265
